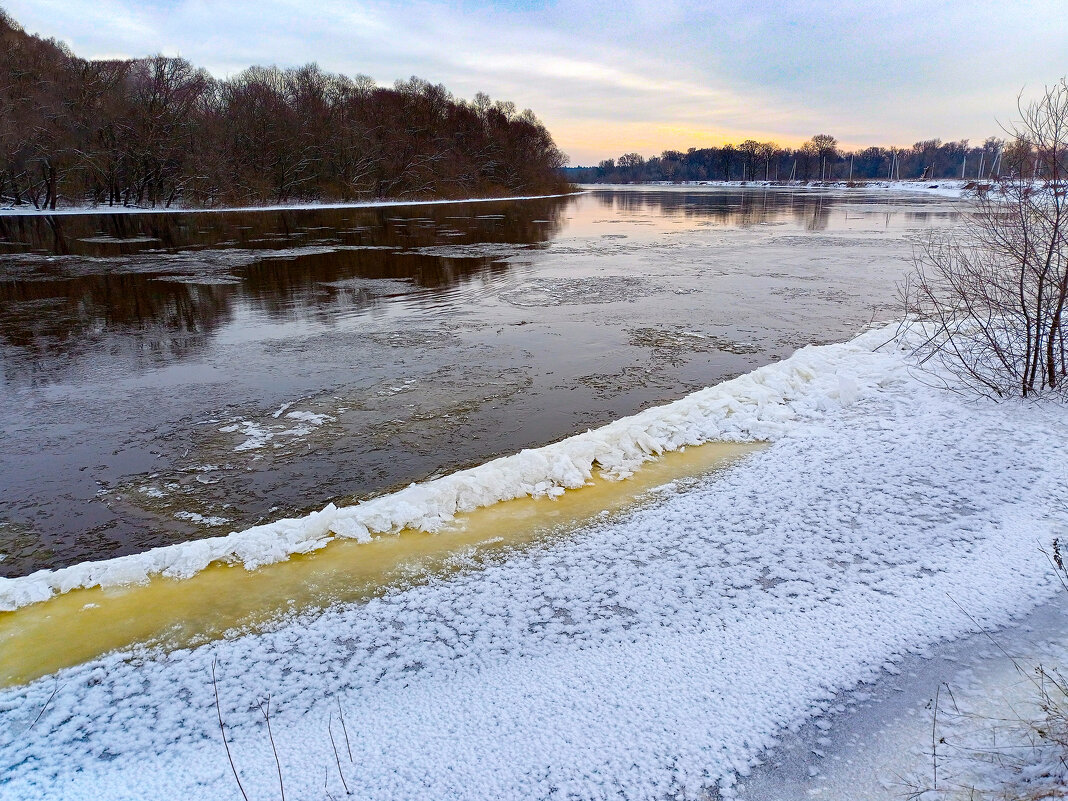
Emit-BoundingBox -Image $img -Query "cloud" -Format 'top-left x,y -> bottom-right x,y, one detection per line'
4,0 -> 1065,163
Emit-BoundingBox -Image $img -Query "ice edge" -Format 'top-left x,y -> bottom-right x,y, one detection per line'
0,325 -> 900,611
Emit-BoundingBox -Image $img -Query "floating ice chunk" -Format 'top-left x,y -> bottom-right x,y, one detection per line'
271,401 -> 295,418
218,420 -> 274,451
284,411 -> 334,426
77,235 -> 160,244
218,410 -> 333,452
174,511 -> 231,527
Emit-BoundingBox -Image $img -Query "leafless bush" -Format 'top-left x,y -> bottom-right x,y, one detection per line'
904,79 -> 1068,399
905,666 -> 1068,801
211,660 -> 362,800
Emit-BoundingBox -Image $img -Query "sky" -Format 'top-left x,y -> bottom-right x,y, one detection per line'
4,0 -> 1066,165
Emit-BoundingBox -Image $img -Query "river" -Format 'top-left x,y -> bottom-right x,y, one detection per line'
0,186 -> 960,576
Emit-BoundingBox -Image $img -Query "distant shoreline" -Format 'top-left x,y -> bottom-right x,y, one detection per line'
579,178 -> 970,198
0,182 -> 970,217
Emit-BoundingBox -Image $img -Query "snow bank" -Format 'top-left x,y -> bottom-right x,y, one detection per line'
2,322 -> 1066,801
0,192 -> 582,218
587,180 -> 969,198
850,179 -> 970,198
0,326 -> 897,611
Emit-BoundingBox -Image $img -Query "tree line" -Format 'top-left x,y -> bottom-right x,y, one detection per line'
566,133 -> 1057,184
0,12 -> 569,210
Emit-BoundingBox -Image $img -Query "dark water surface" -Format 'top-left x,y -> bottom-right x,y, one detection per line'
0,187 -> 960,575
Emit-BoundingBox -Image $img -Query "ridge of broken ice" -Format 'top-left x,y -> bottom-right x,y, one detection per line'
0,325 -> 899,611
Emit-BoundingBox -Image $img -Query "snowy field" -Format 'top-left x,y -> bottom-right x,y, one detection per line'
1,325 -> 1066,800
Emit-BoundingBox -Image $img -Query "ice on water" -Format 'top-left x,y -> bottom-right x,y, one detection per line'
2,324 -> 1067,800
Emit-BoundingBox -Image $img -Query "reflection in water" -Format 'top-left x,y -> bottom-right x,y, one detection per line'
592,186 -> 949,231
0,188 -> 961,577
1,276 -> 234,377
0,199 -> 568,386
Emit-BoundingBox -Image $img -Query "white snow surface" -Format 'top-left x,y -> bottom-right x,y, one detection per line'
0,192 -> 581,217
852,179 -> 970,198
1,326 -> 1067,801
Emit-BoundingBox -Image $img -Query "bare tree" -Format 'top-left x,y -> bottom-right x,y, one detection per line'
795,140 -> 819,181
0,11 -> 570,209
904,79 -> 1068,398
737,139 -> 760,181
717,144 -> 735,181
809,134 -> 838,181
756,141 -> 779,181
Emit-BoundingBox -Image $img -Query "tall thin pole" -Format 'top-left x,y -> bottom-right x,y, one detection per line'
961,153 -> 967,179
848,154 -> 854,182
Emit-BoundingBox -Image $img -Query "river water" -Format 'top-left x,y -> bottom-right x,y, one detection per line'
0,187 -> 961,576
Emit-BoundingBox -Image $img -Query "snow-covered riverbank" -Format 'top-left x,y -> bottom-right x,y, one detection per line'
0,183 -> 966,217
584,180 -> 971,198
0,191 -> 582,217
1,325 -> 1065,800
